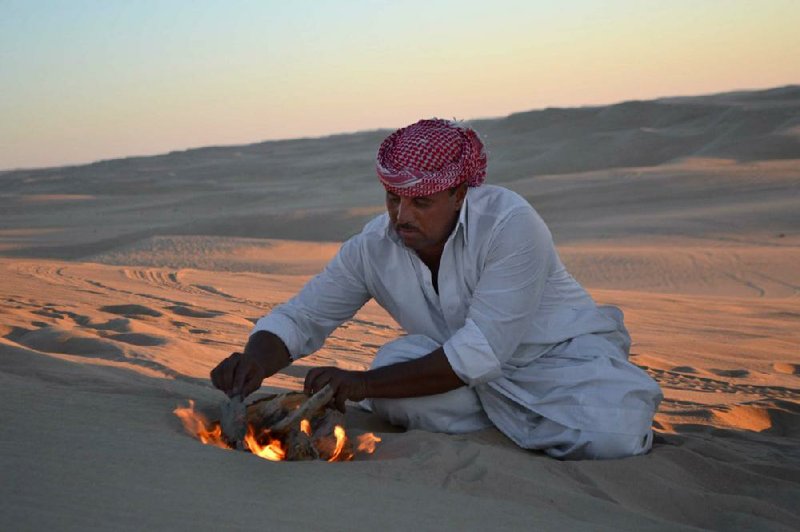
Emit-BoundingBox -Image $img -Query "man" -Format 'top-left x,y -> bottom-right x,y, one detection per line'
211,118 -> 663,460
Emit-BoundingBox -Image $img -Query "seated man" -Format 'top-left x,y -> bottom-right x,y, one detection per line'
211,118 -> 663,460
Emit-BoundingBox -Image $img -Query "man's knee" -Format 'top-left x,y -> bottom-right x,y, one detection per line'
548,429 -> 653,460
371,387 -> 492,434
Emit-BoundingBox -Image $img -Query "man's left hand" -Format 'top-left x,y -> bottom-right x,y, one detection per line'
304,367 -> 368,412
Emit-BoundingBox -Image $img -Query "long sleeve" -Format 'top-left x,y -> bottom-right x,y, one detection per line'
250,235 -> 372,359
443,207 -> 553,386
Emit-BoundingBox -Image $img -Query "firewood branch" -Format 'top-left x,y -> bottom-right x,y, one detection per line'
270,384 -> 334,434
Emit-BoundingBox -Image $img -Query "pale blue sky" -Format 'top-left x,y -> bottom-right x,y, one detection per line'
2,0 -> 798,169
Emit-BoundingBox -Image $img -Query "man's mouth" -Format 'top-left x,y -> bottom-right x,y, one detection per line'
397,226 -> 418,236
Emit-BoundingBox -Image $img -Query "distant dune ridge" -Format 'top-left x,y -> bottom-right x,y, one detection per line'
1,85 -> 798,257
1,86 -> 799,530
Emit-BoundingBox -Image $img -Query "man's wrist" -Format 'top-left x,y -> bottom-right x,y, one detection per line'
358,370 -> 372,399
245,330 -> 292,374
352,348 -> 463,399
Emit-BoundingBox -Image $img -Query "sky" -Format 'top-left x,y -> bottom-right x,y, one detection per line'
1,0 -> 798,170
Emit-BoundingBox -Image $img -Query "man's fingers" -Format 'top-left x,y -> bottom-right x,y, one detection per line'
302,369 -> 317,394
242,366 -> 264,398
231,358 -> 252,397
304,368 -> 330,395
304,367 -> 355,415
335,390 -> 347,413
220,353 -> 241,397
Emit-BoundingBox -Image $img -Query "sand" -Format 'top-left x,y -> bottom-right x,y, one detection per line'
1,86 -> 799,530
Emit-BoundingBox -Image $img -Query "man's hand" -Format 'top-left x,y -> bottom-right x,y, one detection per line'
210,331 -> 292,398
304,367 -> 368,412
211,351 -> 270,398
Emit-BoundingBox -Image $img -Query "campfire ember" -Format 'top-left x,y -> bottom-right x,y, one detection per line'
174,387 -> 381,462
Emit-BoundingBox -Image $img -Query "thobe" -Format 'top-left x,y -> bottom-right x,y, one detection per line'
251,185 -> 663,459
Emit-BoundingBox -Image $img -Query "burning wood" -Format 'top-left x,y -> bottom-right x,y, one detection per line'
173,385 -> 380,462
269,383 -> 335,434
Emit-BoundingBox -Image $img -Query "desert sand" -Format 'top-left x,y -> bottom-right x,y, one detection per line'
1,86 -> 799,530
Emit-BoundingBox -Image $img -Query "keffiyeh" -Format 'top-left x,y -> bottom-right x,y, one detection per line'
376,119 -> 487,197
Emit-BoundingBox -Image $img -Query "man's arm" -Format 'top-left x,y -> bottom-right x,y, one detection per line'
211,233 -> 372,398
304,347 -> 464,412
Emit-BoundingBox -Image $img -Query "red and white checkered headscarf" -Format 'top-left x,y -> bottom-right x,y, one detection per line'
376,119 -> 487,197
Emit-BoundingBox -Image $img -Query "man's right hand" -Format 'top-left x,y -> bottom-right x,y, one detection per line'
210,351 -> 270,398
210,331 -> 292,398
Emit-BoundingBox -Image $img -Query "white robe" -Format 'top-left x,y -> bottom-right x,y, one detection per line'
251,185 -> 663,459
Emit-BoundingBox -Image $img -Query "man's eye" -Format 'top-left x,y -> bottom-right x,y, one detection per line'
413,200 -> 430,208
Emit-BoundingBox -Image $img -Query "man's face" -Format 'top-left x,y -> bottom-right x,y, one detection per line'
385,185 -> 467,255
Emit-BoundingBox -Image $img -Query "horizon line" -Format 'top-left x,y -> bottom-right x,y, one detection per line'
3,82 -> 797,174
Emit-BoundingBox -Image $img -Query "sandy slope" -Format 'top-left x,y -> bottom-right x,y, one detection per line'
1,255 -> 798,531
1,87 -> 799,530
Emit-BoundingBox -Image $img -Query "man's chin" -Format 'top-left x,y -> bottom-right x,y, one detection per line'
397,228 -> 419,241
400,235 -> 418,247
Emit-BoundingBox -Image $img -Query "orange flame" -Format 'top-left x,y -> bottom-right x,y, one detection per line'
328,425 -> 348,462
173,400 -> 230,450
243,426 -> 286,461
356,433 -> 382,454
300,419 -> 312,436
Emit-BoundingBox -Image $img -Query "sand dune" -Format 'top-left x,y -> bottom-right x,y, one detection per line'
1,86 -> 799,530
1,256 -> 798,530
2,87 -> 798,254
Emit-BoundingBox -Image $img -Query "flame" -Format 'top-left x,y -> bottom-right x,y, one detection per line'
174,400 -> 380,461
243,426 -> 286,461
356,433 -> 382,454
328,425 -> 348,462
173,400 -> 230,449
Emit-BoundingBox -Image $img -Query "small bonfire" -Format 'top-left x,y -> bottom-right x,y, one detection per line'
174,385 -> 381,462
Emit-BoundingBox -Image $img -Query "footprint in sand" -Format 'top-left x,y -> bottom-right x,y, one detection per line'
31,308 -> 66,319
33,307 -> 134,334
711,404 -> 778,433
108,332 -> 166,347
192,284 -> 234,299
710,368 -> 750,378
88,318 -> 132,333
773,362 -> 800,376
5,326 -> 125,359
99,304 -> 163,318
670,366 -> 697,374
165,305 -> 223,318
169,320 -> 209,334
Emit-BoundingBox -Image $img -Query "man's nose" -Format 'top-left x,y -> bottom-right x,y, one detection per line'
396,198 -> 413,224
